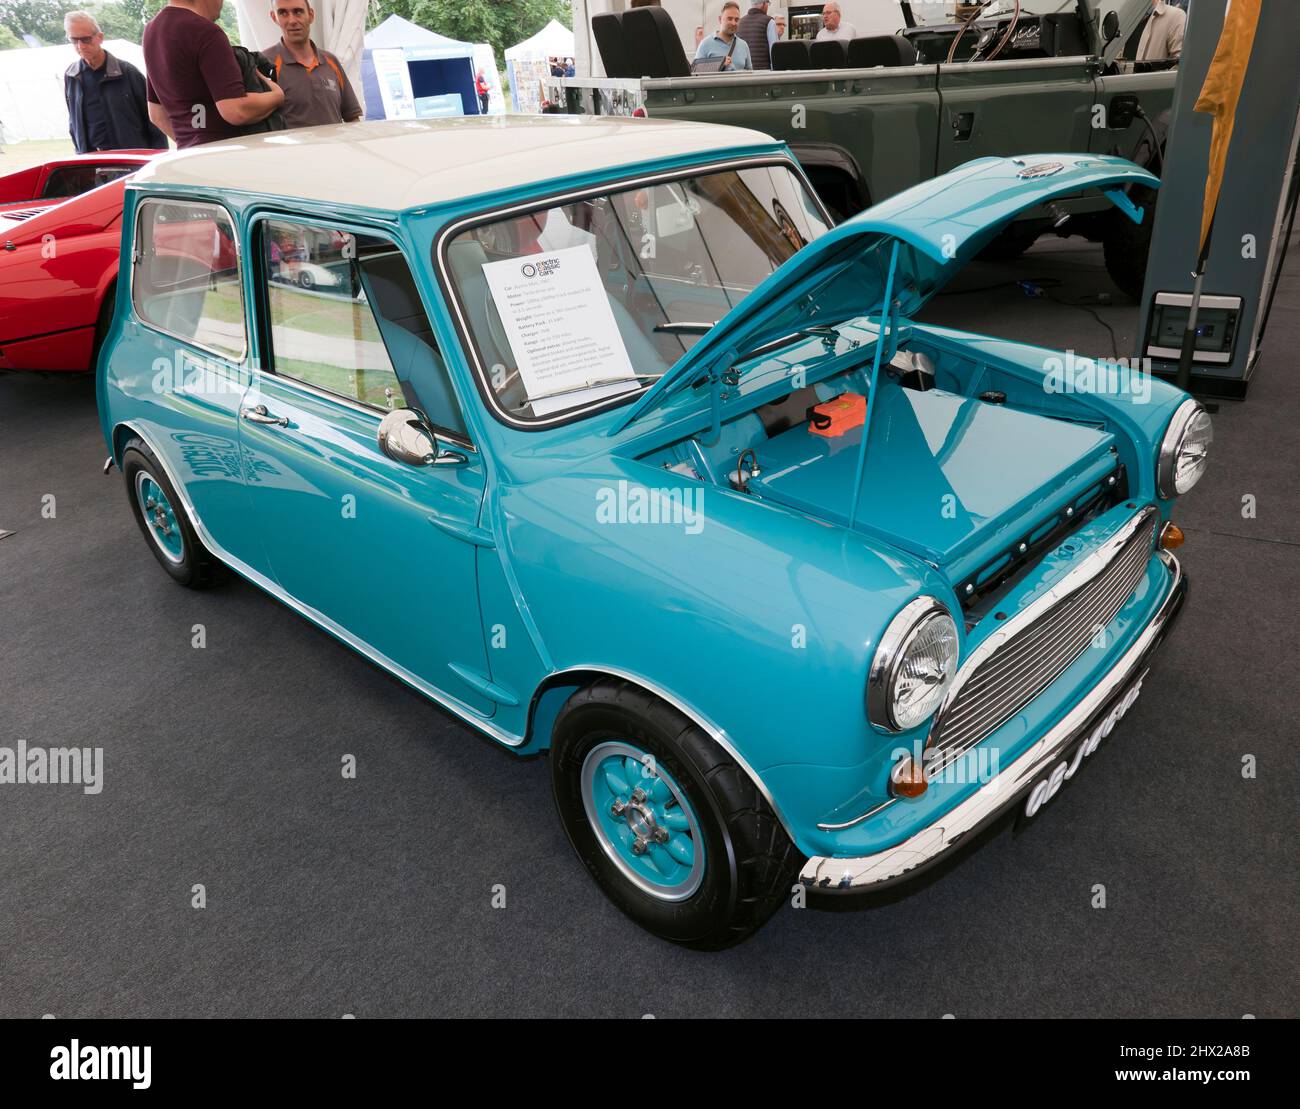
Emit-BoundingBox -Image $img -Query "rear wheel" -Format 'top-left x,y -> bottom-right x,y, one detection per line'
551,679 -> 800,949
121,438 -> 223,588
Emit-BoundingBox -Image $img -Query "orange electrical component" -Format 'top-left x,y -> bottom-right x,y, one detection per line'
1160,522 -> 1185,550
807,392 -> 867,437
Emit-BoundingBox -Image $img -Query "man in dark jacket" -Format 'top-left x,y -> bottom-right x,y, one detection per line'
63,11 -> 167,152
738,2 -> 777,70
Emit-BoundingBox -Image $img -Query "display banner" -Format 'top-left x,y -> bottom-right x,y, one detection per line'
0,1017 -> 1287,1093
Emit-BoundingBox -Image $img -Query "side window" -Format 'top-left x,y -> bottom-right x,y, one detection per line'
261,219 -> 467,436
133,199 -> 245,360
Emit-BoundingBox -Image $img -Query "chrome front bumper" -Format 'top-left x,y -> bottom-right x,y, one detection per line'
799,552 -> 1186,893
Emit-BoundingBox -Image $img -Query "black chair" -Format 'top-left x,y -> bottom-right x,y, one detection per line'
809,39 -> 849,69
771,39 -> 813,71
624,6 -> 691,78
593,12 -> 633,79
846,35 -> 920,68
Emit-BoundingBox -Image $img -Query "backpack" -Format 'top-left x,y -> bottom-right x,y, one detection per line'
232,45 -> 288,134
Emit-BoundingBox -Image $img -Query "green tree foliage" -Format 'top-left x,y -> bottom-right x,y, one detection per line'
368,0 -> 571,61
1,0 -> 243,46
0,0 -> 66,43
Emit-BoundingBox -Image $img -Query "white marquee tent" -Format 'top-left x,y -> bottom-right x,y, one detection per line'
0,39 -> 148,143
504,19 -> 575,112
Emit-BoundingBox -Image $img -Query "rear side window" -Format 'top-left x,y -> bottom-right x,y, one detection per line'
132,199 -> 245,360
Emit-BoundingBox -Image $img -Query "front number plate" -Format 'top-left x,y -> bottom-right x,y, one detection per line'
1021,669 -> 1149,821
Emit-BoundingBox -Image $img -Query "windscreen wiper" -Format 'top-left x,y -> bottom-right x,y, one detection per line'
653,322 -> 715,335
516,373 -> 663,410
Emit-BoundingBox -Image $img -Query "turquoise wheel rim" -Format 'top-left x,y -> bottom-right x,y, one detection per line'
134,471 -> 185,564
580,740 -> 705,902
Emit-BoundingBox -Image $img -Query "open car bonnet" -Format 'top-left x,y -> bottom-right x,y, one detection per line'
612,154 -> 1159,433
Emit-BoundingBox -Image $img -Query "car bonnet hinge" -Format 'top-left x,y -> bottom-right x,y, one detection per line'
1103,187 -> 1145,226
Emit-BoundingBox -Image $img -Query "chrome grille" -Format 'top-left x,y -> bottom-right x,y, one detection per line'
928,510 -> 1157,765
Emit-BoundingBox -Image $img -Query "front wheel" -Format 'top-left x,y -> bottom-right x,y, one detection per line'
551,680 -> 801,949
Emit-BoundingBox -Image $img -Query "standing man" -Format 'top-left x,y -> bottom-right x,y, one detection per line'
1136,0 -> 1187,63
738,2 -> 778,70
63,11 -> 166,152
266,1 -> 363,128
475,70 -> 490,115
694,2 -> 753,71
815,2 -> 857,42
144,0 -> 284,148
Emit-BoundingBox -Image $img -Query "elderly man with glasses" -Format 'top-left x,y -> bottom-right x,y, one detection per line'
62,11 -> 167,152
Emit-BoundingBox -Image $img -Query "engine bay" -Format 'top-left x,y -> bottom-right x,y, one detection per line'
634,336 -> 1130,620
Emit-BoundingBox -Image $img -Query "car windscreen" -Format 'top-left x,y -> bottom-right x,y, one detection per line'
41,163 -> 137,199
442,163 -> 831,426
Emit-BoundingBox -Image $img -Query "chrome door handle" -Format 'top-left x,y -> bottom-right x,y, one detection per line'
240,403 -> 289,427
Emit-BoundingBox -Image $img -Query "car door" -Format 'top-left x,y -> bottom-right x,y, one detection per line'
237,214 -> 495,716
935,58 -> 1098,175
123,195 -> 270,578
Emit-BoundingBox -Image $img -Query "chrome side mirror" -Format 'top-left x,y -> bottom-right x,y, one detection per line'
377,409 -> 467,468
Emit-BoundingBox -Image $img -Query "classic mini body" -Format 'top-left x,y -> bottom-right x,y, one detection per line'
97,118 -> 1210,947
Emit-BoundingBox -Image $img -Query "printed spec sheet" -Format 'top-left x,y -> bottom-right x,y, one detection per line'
481,245 -> 639,415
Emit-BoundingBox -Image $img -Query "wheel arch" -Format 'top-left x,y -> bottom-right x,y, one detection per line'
788,141 -> 871,219
522,665 -> 799,843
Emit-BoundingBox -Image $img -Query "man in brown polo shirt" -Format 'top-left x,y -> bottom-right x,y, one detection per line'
267,0 -> 363,129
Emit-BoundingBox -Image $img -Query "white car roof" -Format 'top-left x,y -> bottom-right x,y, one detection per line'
133,116 -> 785,212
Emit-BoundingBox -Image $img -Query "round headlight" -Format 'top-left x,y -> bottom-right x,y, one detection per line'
867,598 -> 960,732
1158,399 -> 1213,497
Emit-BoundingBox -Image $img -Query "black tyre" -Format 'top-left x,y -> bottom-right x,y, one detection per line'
975,220 -> 1042,262
298,269 -> 315,289
120,438 -> 223,588
1102,184 -> 1157,301
551,679 -> 801,949
91,283 -> 115,369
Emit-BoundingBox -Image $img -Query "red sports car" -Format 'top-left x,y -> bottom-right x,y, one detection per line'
0,151 -> 157,373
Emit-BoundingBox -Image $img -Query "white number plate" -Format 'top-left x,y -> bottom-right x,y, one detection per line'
1023,671 -> 1147,820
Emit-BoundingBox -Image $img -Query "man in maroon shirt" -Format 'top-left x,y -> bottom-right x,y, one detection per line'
144,0 -> 284,148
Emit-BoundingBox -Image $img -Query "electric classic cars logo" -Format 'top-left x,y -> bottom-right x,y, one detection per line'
1017,161 -> 1066,179
520,257 -> 561,278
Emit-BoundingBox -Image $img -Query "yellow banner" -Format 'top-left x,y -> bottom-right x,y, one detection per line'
1193,0 -> 1264,258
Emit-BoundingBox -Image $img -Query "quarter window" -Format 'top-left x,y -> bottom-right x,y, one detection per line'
133,199 -> 245,360
260,220 -> 466,436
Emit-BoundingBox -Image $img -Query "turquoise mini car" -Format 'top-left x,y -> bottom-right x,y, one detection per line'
98,118 -> 1209,948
